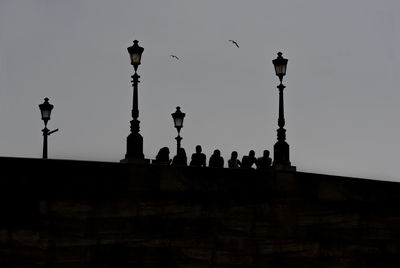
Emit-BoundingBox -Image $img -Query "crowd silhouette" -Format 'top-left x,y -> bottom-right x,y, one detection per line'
154,147 -> 171,165
209,149 -> 224,168
172,148 -> 187,166
228,151 -> 240,168
152,145 -> 272,169
190,145 -> 206,167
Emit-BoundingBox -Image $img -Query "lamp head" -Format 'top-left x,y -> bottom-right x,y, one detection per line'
39,97 -> 54,126
127,40 -> 144,72
272,52 -> 288,82
171,106 -> 185,133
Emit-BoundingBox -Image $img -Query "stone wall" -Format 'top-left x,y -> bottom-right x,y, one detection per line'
0,157 -> 400,267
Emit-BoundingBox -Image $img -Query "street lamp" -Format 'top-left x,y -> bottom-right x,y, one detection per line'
39,97 -> 58,159
125,40 -> 145,160
171,106 -> 185,153
272,52 -> 290,166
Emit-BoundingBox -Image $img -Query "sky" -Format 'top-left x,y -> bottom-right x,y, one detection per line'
0,0 -> 400,181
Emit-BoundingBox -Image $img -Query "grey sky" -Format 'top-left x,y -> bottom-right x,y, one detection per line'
1,0 -> 399,181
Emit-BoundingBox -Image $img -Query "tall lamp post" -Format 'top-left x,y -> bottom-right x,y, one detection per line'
39,97 -> 58,159
272,52 -> 291,166
171,106 -> 185,153
125,40 -> 145,160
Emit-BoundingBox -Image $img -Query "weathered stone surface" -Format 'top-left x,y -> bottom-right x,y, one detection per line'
0,157 -> 400,267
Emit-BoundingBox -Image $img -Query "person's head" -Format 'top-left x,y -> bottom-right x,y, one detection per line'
178,147 -> 186,156
263,150 -> 270,158
249,150 -> 255,157
213,149 -> 220,156
231,151 -> 238,159
157,147 -> 169,157
195,145 -> 202,153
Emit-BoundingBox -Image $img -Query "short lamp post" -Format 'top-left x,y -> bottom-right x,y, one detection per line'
39,97 -> 58,159
171,106 -> 185,153
272,52 -> 291,166
125,40 -> 145,159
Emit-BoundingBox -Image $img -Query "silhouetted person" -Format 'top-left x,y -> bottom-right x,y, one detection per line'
209,149 -> 224,168
241,150 -> 256,168
256,150 -> 272,169
190,145 -> 207,167
228,151 -> 241,168
172,147 -> 187,166
154,147 -> 171,165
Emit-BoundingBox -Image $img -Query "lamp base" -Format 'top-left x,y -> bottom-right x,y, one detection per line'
273,140 -> 291,166
125,132 -> 144,159
272,163 -> 296,172
120,158 -> 150,164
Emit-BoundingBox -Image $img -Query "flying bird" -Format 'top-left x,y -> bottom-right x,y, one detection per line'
170,55 -> 180,60
229,40 -> 239,48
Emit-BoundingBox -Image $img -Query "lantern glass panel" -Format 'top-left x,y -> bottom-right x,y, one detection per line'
174,117 -> 183,128
41,109 -> 51,120
275,64 -> 286,76
131,53 -> 141,64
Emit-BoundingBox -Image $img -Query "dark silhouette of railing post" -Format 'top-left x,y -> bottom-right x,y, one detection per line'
125,40 -> 144,160
272,52 -> 291,166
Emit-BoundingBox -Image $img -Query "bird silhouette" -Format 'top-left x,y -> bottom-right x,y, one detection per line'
228,40 -> 239,48
170,55 -> 180,60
